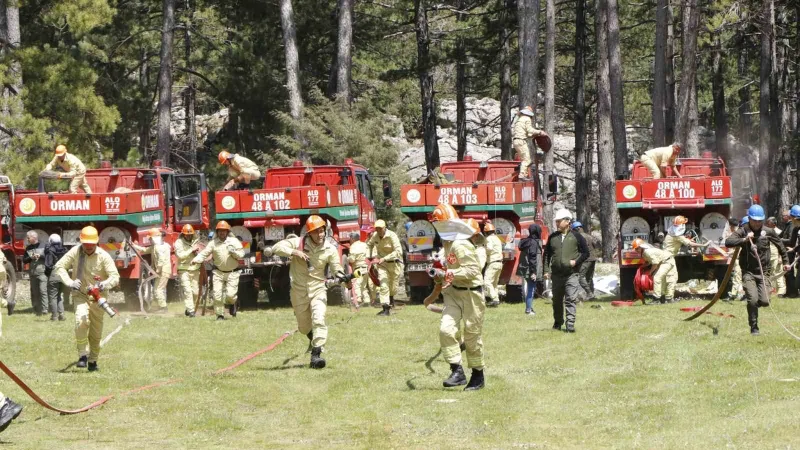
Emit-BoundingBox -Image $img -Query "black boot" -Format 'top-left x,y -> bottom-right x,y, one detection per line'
464,368 -> 485,391
216,315 -> 226,321
564,323 -> 576,333
228,303 -> 237,317
747,304 -> 760,336
310,347 -> 326,369
459,341 -> 466,352
6,302 -> 14,316
443,363 -> 467,387
377,304 -> 391,316
389,296 -> 395,308
88,361 -> 98,372
76,355 -> 88,368
0,398 -> 23,433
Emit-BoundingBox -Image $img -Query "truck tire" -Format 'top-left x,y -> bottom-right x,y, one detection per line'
2,259 -> 16,309
619,267 -> 637,300
237,276 -> 258,309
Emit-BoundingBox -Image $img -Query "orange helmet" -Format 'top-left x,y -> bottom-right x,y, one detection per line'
215,220 -> 231,231
465,218 -> 481,236
431,203 -> 458,222
79,226 -> 99,244
218,150 -> 232,164
673,216 -> 688,225
483,221 -> 496,232
149,228 -> 163,237
631,238 -> 645,250
181,224 -> 195,235
306,215 -> 326,233
55,144 -> 68,156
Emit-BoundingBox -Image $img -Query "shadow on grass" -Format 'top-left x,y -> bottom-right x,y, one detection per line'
262,364 -> 307,371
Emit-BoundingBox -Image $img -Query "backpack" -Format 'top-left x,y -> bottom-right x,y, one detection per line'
44,243 -> 67,274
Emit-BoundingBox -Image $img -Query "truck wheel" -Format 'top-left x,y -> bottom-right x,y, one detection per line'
2,259 -> 16,309
619,267 -> 637,300
237,276 -> 258,309
505,284 -> 523,303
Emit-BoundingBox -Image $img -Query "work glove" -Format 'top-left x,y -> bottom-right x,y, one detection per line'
97,280 -> 108,292
69,279 -> 82,290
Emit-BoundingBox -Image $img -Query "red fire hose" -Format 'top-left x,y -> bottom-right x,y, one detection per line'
633,265 -> 654,301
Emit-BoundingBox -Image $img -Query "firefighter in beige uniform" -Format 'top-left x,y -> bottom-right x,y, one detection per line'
512,106 -> 548,180
765,217 -> 787,295
218,150 -> 261,190
639,143 -> 682,179
367,219 -> 404,316
174,224 -> 202,317
272,215 -> 348,369
663,216 -> 709,256
632,238 -> 678,303
347,231 -> 373,306
192,221 -> 245,320
0,251 -> 6,332
0,255 -> 22,433
44,145 -> 92,194
132,228 -> 172,313
54,226 -> 120,371
483,221 -> 504,307
431,204 -> 486,391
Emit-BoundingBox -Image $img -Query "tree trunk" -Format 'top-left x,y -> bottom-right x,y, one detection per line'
499,0 -> 513,161
737,36 -> 751,145
711,35 -> 728,161
543,0 -> 555,220
574,0 -> 589,226
652,0 -> 667,146
279,0 -> 303,121
333,0 -> 353,104
184,0 -> 197,168
0,0 -> 22,141
456,0 -> 468,161
665,0 -> 676,143
686,72 -> 700,155
415,0 -> 439,172
156,0 -> 175,165
605,0 -> 628,175
674,0 -> 700,157
759,0 -> 772,208
596,0 -> 618,262
518,0 -> 540,110
138,47 -> 151,161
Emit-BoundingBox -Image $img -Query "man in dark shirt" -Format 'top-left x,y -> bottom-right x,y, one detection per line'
23,231 -> 48,316
544,209 -> 589,333
781,207 -> 798,297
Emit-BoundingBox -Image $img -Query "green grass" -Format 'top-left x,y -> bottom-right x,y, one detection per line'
2,287 -> 800,449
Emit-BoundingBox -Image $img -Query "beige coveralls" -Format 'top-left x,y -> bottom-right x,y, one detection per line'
273,236 -> 344,348
45,153 -> 91,194
483,234 -> 504,303
193,236 -> 245,316
440,239 -> 485,370
367,230 -> 404,306
0,251 -> 6,337
347,240 -> 373,305
639,146 -> 676,179
174,236 -> 202,313
133,242 -> 172,309
228,155 -> 261,183
55,246 -> 120,363
642,247 -> 678,301
512,115 -> 545,179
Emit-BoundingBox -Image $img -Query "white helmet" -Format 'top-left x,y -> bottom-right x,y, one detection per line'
554,208 -> 573,222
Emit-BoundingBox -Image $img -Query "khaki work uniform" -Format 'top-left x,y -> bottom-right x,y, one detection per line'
45,153 -> 91,194
174,237 -> 202,313
663,234 -> 692,256
193,236 -> 244,316
54,247 -> 120,363
440,240 -> 485,370
722,227 -> 742,298
133,242 -> 172,309
642,247 -> 678,301
347,240 -> 373,305
483,234 -> 504,303
639,146 -> 676,179
512,115 -> 544,179
769,241 -> 786,295
228,155 -> 261,183
367,230 -> 404,306
273,236 -> 344,348
0,251 -> 6,337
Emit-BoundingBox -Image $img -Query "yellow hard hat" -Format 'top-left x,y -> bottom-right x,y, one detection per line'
374,219 -> 386,229
55,145 -> 68,156
80,226 -> 99,244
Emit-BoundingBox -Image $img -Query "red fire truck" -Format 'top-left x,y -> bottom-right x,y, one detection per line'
213,159 -> 382,307
399,157 -> 554,303
10,160 -> 209,305
615,153 -> 746,299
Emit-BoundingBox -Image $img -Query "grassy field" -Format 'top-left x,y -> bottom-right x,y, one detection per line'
2,278 -> 800,449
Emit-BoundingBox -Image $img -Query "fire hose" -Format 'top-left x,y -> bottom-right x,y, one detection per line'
125,238 -> 158,314
747,238 -> 800,341
684,247 -> 740,321
633,265 -> 653,303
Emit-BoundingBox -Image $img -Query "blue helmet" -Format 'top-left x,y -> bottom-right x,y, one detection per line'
404,221 -> 412,232
741,216 -> 749,226
790,205 -> 800,218
747,204 -> 765,221
571,221 -> 583,230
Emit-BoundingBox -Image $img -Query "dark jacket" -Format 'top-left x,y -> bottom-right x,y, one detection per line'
23,243 -> 45,269
44,242 -> 68,276
544,228 -> 589,277
517,224 -> 542,280
578,230 -> 601,262
725,224 -> 788,276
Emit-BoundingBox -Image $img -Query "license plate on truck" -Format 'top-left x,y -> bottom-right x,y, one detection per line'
241,268 -> 254,275
407,263 -> 431,272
